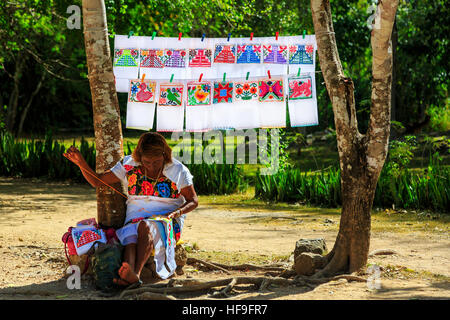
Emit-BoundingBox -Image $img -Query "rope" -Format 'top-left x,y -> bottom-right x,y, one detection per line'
78,165 -> 128,199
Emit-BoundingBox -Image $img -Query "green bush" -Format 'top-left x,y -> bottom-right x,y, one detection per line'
0,132 -> 247,195
255,158 -> 449,212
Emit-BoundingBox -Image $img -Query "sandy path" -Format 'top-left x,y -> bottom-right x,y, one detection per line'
0,177 -> 448,299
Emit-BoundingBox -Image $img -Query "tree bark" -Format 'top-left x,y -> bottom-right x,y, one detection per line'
6,52 -> 25,134
17,72 -> 45,137
310,0 -> 398,276
82,0 -> 125,228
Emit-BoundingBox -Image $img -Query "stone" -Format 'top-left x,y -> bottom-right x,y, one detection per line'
68,254 -> 92,275
294,238 -> 328,258
294,252 -> 327,276
175,244 -> 187,275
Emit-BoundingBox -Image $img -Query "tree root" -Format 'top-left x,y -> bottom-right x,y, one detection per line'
186,258 -> 231,274
369,249 -> 398,257
120,272 -> 368,300
186,258 -> 287,272
137,292 -> 177,300
120,276 -> 301,299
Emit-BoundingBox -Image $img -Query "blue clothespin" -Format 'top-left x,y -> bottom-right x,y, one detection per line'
201,33 -> 205,42
227,33 -> 231,42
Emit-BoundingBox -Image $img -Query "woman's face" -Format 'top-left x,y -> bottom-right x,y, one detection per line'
141,155 -> 164,171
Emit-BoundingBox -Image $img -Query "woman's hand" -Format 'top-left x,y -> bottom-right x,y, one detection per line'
166,209 -> 182,220
63,146 -> 85,167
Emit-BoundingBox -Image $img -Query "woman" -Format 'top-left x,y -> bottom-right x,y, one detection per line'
63,132 -> 198,286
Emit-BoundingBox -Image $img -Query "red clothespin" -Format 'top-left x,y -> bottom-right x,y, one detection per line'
178,32 -> 182,41
267,70 -> 271,79
198,73 -> 203,82
141,73 -> 146,83
250,32 -> 254,41
275,31 -> 279,41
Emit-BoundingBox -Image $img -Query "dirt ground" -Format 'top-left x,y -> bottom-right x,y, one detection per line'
0,177 -> 448,300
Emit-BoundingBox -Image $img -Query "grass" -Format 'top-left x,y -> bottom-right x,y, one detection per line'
376,264 -> 450,282
199,189 -> 450,235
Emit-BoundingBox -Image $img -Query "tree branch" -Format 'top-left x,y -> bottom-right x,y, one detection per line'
366,0 -> 399,174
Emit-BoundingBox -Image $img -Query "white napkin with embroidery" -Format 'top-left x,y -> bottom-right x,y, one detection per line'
156,81 -> 186,132
287,72 -> 319,127
126,79 -> 157,130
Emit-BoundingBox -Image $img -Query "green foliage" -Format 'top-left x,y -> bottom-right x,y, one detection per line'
374,153 -> 449,212
0,132 -> 247,195
186,163 -> 248,195
255,167 -> 341,206
0,131 -> 95,181
385,135 -> 417,176
255,155 -> 449,212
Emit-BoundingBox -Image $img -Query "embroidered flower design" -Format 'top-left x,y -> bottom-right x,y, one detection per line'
130,186 -> 137,195
124,164 -> 133,172
141,181 -> 154,195
128,174 -> 137,186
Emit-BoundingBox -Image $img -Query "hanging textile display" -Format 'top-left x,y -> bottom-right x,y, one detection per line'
287,72 -> 318,127
156,83 -> 185,132
210,81 -> 234,130
185,81 -> 212,131
230,79 -> 261,129
114,34 -> 319,131
113,35 -> 142,93
126,79 -> 157,130
257,77 -> 286,128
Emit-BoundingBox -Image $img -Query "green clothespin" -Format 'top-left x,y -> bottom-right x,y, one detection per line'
152,31 -> 156,40
223,73 -> 226,82
297,67 -> 301,77
170,74 -> 174,83
246,72 -> 250,80
128,31 -> 134,38
302,30 -> 306,39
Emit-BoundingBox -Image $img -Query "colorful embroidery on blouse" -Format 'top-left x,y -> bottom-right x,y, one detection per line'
125,166 -> 180,198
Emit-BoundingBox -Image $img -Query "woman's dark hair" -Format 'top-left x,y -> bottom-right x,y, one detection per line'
132,132 -> 172,164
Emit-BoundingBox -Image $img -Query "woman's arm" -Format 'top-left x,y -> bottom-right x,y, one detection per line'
167,185 -> 198,219
63,146 -> 120,188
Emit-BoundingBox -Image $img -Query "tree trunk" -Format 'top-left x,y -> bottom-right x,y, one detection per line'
310,0 -> 398,276
17,72 -> 45,137
6,52 -> 25,134
82,0 -> 125,228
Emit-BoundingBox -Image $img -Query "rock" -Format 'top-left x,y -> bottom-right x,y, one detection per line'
369,249 -> 398,257
294,252 -> 327,276
324,218 -> 335,224
175,244 -> 187,266
175,244 -> 187,275
68,254 -> 92,275
294,238 -> 328,258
